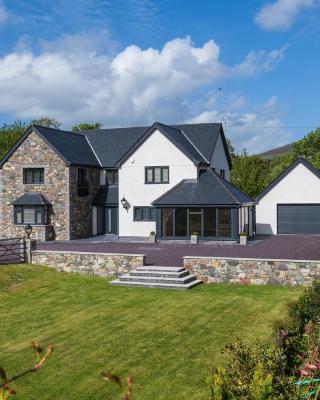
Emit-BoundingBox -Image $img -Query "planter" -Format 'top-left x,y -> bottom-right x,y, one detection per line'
148,234 -> 156,243
190,235 -> 198,245
240,235 -> 248,245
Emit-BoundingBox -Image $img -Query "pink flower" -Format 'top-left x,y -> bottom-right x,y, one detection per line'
304,364 -> 317,370
300,370 -> 309,376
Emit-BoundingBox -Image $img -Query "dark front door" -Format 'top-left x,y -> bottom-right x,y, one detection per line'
277,204 -> 320,234
97,207 -> 118,235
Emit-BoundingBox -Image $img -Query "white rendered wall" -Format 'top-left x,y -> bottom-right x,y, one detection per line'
256,163 -> 320,234
211,133 -> 230,181
118,129 -> 197,237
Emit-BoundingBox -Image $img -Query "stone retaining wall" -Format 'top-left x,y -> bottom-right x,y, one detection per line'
183,256 -> 320,286
32,250 -> 145,277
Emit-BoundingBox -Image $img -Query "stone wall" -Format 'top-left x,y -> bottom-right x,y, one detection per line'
32,250 -> 146,276
184,256 -> 320,286
69,166 -> 100,240
0,132 -> 69,240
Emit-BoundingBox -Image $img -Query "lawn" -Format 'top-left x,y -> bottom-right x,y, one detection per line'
0,264 -> 301,400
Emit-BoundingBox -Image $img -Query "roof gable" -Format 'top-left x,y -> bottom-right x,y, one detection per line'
116,122 -> 209,166
256,157 -> 320,201
0,125 -> 100,169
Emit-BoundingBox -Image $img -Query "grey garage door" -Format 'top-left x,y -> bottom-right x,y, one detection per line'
278,204 -> 320,234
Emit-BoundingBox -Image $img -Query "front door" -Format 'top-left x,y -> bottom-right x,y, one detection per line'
97,207 -> 118,235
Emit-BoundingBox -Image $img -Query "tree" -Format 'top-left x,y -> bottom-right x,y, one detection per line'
231,150 -> 269,199
226,138 -> 235,157
0,120 -> 27,159
291,128 -> 320,169
31,117 -> 61,129
72,122 -> 103,132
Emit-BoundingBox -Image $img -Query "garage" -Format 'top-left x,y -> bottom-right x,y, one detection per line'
278,204 -> 320,234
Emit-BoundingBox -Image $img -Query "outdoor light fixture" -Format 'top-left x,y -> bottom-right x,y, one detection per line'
25,224 -> 33,239
121,196 -> 129,212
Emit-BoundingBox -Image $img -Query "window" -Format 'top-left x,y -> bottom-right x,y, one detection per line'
14,205 -> 49,225
23,168 -> 44,184
220,169 -> 225,179
134,207 -> 157,221
77,168 -> 89,197
145,167 -> 169,184
161,208 -> 173,236
106,170 -> 118,185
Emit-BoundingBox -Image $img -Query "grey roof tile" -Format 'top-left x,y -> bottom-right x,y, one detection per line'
12,192 -> 51,205
92,186 -> 119,206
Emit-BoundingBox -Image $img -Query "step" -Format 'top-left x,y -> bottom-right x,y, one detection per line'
135,266 -> 185,273
118,274 -> 197,285
110,279 -> 203,290
129,269 -> 190,278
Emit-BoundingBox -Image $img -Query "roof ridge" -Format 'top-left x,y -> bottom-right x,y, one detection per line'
179,128 -> 209,163
85,135 -> 102,167
208,169 -> 240,204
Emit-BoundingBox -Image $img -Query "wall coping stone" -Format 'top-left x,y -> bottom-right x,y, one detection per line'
32,250 -> 146,257
183,255 -> 320,263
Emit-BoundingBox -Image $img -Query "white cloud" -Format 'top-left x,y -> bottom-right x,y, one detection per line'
0,1 -> 8,25
255,0 -> 316,31
0,33 -> 290,151
187,97 -> 293,153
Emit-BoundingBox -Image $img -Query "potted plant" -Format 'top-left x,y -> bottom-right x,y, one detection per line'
239,232 -> 248,245
191,232 -> 199,244
149,231 -> 156,243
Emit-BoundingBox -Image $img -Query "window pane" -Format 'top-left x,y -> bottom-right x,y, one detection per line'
113,170 -> 118,184
33,169 -> 41,184
189,208 -> 202,236
175,208 -> 187,237
218,208 -> 232,237
15,207 -> 23,224
106,170 -> 113,184
204,208 -> 216,237
143,208 -> 150,220
134,208 -> 142,220
146,168 -> 153,183
150,208 -> 157,221
36,209 -> 42,224
25,169 -> 33,184
78,168 -> 87,184
24,207 -> 35,224
162,167 -> 169,182
161,208 -> 173,236
154,168 -> 161,183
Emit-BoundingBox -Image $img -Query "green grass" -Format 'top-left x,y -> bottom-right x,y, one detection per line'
0,264 -> 301,399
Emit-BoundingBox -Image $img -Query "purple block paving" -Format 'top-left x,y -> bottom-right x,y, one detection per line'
36,235 -> 320,267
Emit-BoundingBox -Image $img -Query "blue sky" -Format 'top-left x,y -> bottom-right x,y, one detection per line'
0,0 -> 319,152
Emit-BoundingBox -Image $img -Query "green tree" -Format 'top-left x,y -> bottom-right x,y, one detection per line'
226,138 -> 235,157
0,120 -> 27,159
72,122 -> 103,132
291,128 -> 320,169
31,117 -> 61,129
231,150 -> 269,198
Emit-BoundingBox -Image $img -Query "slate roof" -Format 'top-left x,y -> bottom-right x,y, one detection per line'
92,186 -> 119,206
153,169 -> 253,207
12,192 -> 51,206
0,125 -> 100,168
256,157 -> 320,201
0,122 -> 231,169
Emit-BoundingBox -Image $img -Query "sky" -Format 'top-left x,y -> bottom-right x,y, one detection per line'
0,0 -> 319,153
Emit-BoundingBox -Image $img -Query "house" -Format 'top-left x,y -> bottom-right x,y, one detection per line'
0,122 -> 254,241
255,157 -> 320,235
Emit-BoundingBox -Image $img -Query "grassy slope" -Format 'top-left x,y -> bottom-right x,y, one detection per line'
0,265 -> 301,400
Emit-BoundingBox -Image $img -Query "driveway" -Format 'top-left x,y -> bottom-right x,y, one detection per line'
36,235 -> 320,267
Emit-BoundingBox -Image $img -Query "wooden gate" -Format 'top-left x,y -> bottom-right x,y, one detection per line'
0,238 -> 26,265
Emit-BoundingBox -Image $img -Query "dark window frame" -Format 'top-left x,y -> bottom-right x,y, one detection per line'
77,168 -> 89,197
133,207 -> 157,221
23,168 -> 44,185
106,169 -> 118,185
14,205 -> 49,225
145,166 -> 169,184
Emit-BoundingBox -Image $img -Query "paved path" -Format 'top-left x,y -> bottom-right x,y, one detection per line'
37,235 -> 320,266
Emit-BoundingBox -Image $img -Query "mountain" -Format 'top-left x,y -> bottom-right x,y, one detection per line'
259,143 -> 293,160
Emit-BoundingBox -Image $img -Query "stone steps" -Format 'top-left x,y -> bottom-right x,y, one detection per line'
110,266 -> 202,290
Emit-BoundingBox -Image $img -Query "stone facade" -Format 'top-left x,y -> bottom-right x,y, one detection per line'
32,250 -> 146,276
0,132 -> 69,240
184,256 -> 320,286
69,166 -> 100,239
